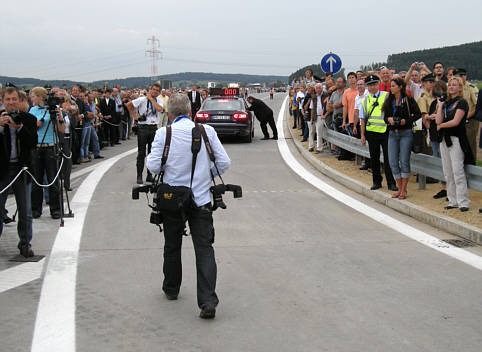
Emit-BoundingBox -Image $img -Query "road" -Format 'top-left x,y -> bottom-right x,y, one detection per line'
1,93 -> 481,352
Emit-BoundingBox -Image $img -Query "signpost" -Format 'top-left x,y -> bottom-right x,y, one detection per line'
321,53 -> 342,74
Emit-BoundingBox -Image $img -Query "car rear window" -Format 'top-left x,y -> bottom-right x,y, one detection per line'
203,99 -> 243,111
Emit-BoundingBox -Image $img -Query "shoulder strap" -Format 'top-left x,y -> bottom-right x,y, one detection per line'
196,123 -> 224,185
160,126 -> 172,183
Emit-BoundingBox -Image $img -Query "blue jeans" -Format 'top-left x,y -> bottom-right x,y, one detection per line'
388,129 -> 413,179
90,127 -> 100,157
431,141 -> 447,186
80,126 -> 92,160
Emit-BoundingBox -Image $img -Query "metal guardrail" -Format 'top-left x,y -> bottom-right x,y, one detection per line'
322,128 -> 482,192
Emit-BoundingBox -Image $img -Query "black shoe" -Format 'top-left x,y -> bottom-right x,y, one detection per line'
388,184 -> 398,192
32,211 -> 41,219
137,176 -> 143,184
20,246 -> 34,258
426,177 -> 439,184
51,212 -> 61,219
360,165 -> 369,170
301,138 -> 307,142
261,136 -> 270,140
115,142 -> 121,145
94,155 -> 104,159
337,155 -> 351,160
164,292 -> 178,300
370,184 -> 382,190
200,306 -> 216,319
272,136 -> 278,140
433,190 -> 447,199
309,148 -> 314,152
460,207 -> 469,212
65,187 -> 73,192
444,205 -> 457,210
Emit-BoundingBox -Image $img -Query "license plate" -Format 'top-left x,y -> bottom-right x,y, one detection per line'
213,115 -> 232,120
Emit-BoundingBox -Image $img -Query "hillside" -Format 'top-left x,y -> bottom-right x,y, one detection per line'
0,72 -> 288,89
290,41 -> 482,81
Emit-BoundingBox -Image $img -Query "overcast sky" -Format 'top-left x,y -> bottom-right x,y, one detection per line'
1,0 -> 480,82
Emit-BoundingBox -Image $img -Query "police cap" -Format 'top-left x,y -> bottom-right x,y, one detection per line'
421,73 -> 435,82
454,68 -> 467,76
364,74 -> 380,85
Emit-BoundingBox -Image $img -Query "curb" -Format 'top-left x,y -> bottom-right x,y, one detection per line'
285,109 -> 482,245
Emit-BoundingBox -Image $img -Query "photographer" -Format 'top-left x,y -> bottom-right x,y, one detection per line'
382,78 -> 421,199
29,87 -> 66,219
146,93 -> 230,319
435,76 -> 473,212
0,86 -> 38,257
126,83 -> 164,184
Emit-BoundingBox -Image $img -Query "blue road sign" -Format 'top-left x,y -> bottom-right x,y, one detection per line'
321,53 -> 342,74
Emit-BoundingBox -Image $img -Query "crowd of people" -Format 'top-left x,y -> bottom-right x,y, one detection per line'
289,62 -> 482,211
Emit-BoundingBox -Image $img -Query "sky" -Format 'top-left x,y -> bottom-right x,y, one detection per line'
1,0 -> 481,82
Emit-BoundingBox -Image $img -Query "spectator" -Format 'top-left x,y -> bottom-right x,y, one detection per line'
435,76 -> 473,211
301,85 -> 314,142
433,62 -> 447,82
342,72 -> 359,136
305,69 -> 314,85
417,73 -> 436,129
354,79 -> 369,170
383,78 -> 421,199
425,80 -> 447,199
405,62 -> 425,100
446,67 -> 456,80
309,83 -> 328,153
291,86 -> 299,128
327,77 -> 347,159
29,87 -> 65,219
59,96 -> 76,190
296,85 -> 306,133
188,84 -> 201,118
455,68 -> 479,161
99,89 -> 119,147
159,89 -> 169,127
379,67 -> 392,92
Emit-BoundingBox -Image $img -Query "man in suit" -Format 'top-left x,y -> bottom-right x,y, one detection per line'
0,86 -> 38,257
247,96 -> 278,140
187,84 -> 201,118
99,89 -> 119,146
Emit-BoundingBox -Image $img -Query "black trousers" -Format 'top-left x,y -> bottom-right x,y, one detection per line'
110,116 -> 120,144
31,147 -> 60,215
162,204 -> 219,309
259,113 -> 278,138
136,125 -> 157,177
365,131 -> 395,186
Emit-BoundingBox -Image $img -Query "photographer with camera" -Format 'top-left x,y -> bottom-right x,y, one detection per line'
126,83 -> 164,184
0,85 -> 38,257
145,93 -> 230,319
382,77 -> 421,200
29,87 -> 66,219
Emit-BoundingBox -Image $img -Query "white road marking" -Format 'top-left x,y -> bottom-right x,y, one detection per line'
0,259 -> 45,293
276,96 -> 482,271
31,148 -> 137,352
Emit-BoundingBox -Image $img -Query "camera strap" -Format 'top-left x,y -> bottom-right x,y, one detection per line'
160,126 -> 172,183
195,123 -> 225,185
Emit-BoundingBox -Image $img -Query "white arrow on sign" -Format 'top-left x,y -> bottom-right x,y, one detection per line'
326,55 -> 337,72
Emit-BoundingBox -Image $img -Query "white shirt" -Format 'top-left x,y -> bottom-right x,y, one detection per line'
354,91 -> 369,116
192,91 -> 196,102
297,92 -> 305,108
146,117 -> 231,206
131,96 -> 164,125
316,94 -> 323,116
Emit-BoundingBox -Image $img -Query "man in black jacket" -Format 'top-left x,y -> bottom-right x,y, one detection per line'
247,96 -> 278,140
0,86 -> 38,257
99,89 -> 119,146
187,84 -> 201,118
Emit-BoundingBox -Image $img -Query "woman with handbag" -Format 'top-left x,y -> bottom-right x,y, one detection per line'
383,78 -> 421,199
435,76 -> 473,212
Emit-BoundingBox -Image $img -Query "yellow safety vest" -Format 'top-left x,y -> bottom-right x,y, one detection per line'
363,91 -> 388,133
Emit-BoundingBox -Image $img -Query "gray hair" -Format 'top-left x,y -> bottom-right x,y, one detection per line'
167,93 -> 191,118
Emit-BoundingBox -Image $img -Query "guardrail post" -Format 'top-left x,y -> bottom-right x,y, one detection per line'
355,155 -> 362,165
418,175 -> 426,190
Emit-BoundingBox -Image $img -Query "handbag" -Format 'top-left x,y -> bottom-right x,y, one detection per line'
406,97 -> 425,153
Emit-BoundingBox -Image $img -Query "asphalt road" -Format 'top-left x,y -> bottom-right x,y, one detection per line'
1,93 -> 481,352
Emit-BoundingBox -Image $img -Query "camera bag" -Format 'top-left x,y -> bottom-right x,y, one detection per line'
155,125 -> 195,215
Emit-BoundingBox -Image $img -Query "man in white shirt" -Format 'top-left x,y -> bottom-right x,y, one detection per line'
146,93 -> 231,319
126,83 -> 164,184
308,83 -> 327,153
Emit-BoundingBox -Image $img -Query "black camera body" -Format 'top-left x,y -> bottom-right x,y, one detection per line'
210,184 -> 242,211
433,91 -> 446,102
132,183 -> 164,226
7,110 -> 22,125
393,115 -> 402,127
138,113 -> 147,122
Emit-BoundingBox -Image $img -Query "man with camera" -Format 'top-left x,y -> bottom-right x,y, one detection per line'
0,86 -> 38,256
146,93 -> 231,319
126,83 -> 164,184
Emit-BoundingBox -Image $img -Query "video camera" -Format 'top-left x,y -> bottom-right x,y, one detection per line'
46,91 -> 65,115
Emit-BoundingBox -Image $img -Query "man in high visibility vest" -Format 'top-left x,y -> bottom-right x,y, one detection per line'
359,75 -> 397,191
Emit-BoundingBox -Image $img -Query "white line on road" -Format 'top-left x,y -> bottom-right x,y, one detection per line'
31,148 -> 137,352
276,96 -> 482,271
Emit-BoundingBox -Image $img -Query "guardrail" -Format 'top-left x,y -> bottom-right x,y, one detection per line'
322,128 -> 482,192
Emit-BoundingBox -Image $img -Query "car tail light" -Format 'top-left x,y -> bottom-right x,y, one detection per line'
233,113 -> 248,120
196,112 -> 210,120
